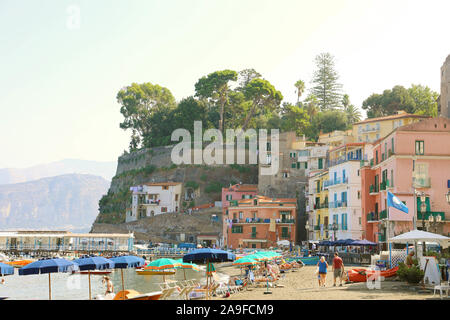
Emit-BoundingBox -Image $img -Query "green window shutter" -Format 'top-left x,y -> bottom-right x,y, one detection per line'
292,163 -> 296,169
318,158 -> 323,169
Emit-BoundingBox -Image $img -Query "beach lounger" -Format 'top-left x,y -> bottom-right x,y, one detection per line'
433,279 -> 450,299
159,287 -> 176,300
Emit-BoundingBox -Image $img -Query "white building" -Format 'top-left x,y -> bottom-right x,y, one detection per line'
326,144 -> 365,240
126,182 -> 182,222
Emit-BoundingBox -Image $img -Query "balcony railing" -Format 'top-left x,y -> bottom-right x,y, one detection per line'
367,212 -> 379,222
413,177 -> 431,188
380,179 -> 390,191
329,201 -> 347,209
361,126 -> 379,133
417,211 -> 446,221
369,184 -> 379,194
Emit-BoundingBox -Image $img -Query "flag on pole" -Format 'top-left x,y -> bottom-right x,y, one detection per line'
387,191 -> 409,214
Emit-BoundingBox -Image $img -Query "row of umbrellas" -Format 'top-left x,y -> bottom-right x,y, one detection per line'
1,255 -> 145,300
318,239 -> 377,246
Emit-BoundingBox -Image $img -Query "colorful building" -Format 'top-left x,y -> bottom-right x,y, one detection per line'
361,117 -> 450,248
307,169 -> 329,240
126,182 -> 182,222
318,129 -> 354,147
352,111 -> 429,143
225,195 -> 297,249
221,184 -> 258,247
326,143 -> 366,240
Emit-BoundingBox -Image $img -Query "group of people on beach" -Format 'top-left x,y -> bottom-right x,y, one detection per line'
316,253 -> 345,288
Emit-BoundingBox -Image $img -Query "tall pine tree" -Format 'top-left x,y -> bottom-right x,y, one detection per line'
310,52 -> 343,111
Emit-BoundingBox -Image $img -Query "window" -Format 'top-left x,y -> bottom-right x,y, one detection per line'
281,227 -> 289,238
232,226 -> 243,233
357,191 -> 360,199
267,142 -> 271,151
391,137 -> 394,153
226,194 -> 232,201
283,172 -> 289,178
357,169 -> 360,177
376,151 -> 379,164
391,170 -> 394,187
239,211 -> 243,219
162,186 -> 168,190
175,194 -> 179,201
161,207 -> 167,212
318,158 -> 323,169
291,163 -> 296,169
266,154 -> 272,165
415,141 -> 424,155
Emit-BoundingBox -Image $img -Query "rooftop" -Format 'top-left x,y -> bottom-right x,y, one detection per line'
354,111 -> 429,125
143,182 -> 182,187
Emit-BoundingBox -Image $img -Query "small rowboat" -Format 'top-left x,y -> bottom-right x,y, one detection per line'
5,260 -> 34,268
347,266 -> 399,282
113,290 -> 162,300
136,269 -> 176,276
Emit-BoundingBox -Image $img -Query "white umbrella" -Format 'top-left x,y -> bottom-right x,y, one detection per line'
277,240 -> 290,247
389,230 -> 450,248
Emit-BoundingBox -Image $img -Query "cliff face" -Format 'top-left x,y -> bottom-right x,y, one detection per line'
0,174 -> 110,231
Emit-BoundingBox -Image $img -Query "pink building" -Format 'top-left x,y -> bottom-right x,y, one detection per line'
362,117 -> 450,249
221,184 -> 258,247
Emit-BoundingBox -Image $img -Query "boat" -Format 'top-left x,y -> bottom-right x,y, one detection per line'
5,260 -> 34,268
297,256 -> 320,265
72,270 -> 112,275
113,290 -> 162,300
136,269 -> 176,276
347,266 -> 399,282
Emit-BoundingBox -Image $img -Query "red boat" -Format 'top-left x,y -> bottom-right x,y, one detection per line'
347,267 -> 398,282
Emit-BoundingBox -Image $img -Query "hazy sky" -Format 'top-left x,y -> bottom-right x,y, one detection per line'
1,0 -> 449,168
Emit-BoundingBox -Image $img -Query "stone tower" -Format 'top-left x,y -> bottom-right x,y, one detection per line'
439,54 -> 450,118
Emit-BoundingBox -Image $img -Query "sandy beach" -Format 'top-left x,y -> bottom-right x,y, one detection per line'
211,264 -> 446,300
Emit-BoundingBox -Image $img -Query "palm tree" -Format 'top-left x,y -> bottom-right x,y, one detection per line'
304,94 -> 319,119
344,104 -> 362,124
294,80 -> 305,104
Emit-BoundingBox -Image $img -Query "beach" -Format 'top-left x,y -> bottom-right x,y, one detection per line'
212,265 -> 444,300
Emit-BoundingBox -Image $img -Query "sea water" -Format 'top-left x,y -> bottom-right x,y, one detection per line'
0,268 -> 202,300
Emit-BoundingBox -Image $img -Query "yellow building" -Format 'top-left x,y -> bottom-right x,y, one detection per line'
308,170 -> 329,240
352,111 -> 429,143
318,129 -> 354,147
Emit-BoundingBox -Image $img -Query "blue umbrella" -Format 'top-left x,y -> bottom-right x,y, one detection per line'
109,255 -> 145,299
73,255 -> 115,300
183,248 -> 236,263
0,262 -> 14,276
351,239 -> 377,246
183,248 -> 235,291
18,258 -> 79,300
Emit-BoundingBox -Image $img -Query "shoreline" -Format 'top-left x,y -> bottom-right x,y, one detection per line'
211,265 -> 443,300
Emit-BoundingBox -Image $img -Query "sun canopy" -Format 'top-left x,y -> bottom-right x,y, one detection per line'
388,230 -> 450,248
350,239 -> 377,246
183,248 -> 235,263
110,255 -> 145,268
18,258 -> 78,275
0,262 -> 14,276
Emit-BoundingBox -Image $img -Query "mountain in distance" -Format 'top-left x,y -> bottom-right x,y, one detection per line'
0,159 -> 117,185
0,174 -> 110,232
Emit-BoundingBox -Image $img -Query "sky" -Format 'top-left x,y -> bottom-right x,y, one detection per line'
1,0 -> 449,168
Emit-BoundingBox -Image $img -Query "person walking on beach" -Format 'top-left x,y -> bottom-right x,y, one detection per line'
316,256 -> 328,287
332,252 -> 344,287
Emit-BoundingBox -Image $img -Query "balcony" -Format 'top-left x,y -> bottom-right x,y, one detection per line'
380,209 -> 388,220
413,177 -> 431,188
417,211 -> 446,221
367,212 -> 379,222
388,149 -> 395,158
380,179 -> 390,191
361,126 -> 379,133
280,219 -> 295,224
369,184 -> 379,194
329,201 -> 347,209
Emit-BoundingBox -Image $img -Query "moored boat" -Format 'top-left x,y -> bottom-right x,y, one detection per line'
136,269 -> 176,276
347,266 -> 399,282
113,290 -> 162,300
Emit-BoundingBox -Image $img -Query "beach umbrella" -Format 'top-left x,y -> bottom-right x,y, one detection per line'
232,257 -> 258,266
145,258 -> 182,282
73,255 -> 114,300
183,248 -> 234,291
110,255 -> 145,299
0,262 -> 14,276
351,239 -> 377,246
18,258 -> 79,300
174,259 -> 201,280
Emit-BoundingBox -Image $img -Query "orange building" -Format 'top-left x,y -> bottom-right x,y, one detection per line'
225,195 -> 297,249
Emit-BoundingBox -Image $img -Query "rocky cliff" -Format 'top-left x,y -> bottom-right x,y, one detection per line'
0,174 -> 110,231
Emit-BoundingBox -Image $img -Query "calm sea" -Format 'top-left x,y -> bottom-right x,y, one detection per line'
0,267 -> 203,300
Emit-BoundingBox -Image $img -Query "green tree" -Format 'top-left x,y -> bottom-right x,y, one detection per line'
173,96 -> 211,134
342,94 -> 362,125
237,68 -> 262,89
310,52 -> 343,111
117,82 -> 177,150
280,103 -> 311,135
194,70 -> 238,134
241,78 -> 283,131
408,84 -> 438,117
304,94 -> 320,119
294,79 -> 306,104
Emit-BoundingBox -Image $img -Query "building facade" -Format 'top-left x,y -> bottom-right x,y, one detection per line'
126,182 -> 182,222
361,117 -> 450,248
221,184 -> 258,247
352,111 -> 429,143
225,196 -> 297,249
307,170 -> 329,241
439,54 -> 450,118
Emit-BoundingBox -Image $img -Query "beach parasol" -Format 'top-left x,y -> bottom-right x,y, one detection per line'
73,255 -> 114,300
174,259 -> 201,280
110,255 -> 145,299
18,258 -> 79,300
232,257 -> 258,266
145,258 -> 182,282
0,262 -> 14,276
183,248 -> 235,292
